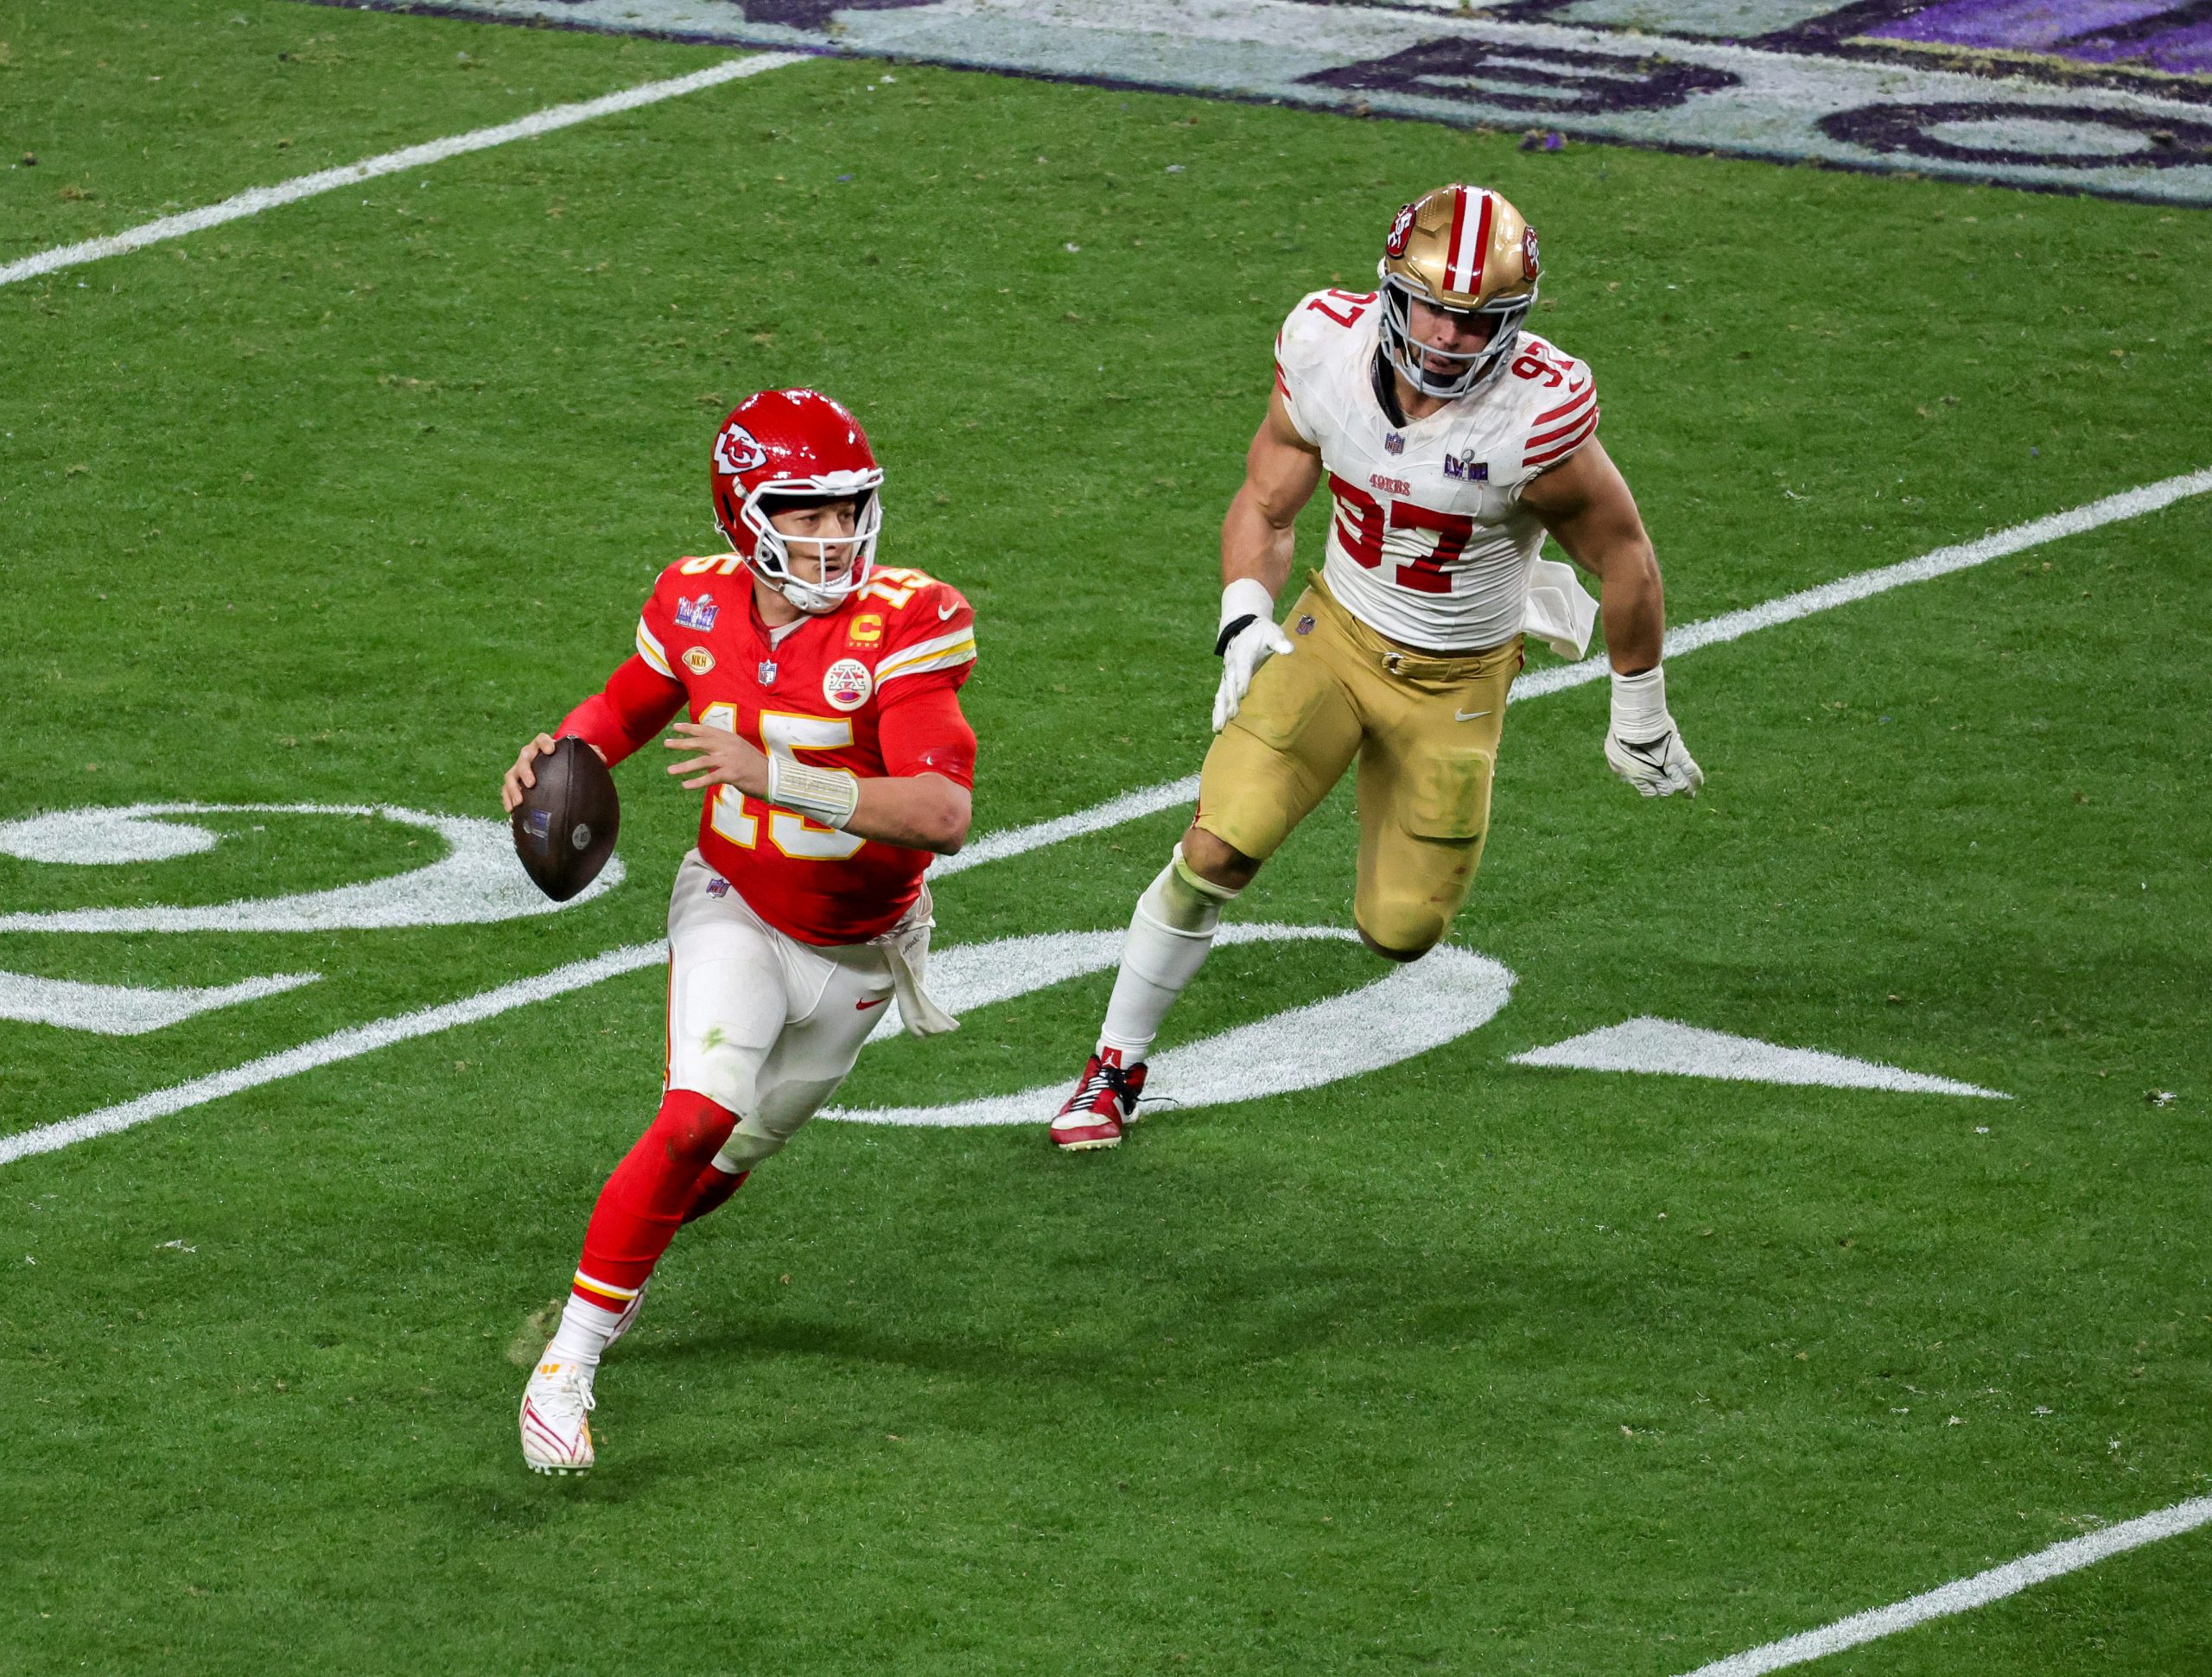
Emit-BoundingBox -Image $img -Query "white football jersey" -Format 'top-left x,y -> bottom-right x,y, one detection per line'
1274,287 -> 1600,651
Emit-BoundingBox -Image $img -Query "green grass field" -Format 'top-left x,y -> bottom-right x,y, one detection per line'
4,3 -> 2210,1671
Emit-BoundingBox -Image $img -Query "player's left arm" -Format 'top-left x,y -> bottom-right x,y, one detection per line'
663,581 -> 979,853
662,701 -> 973,854
1520,437 -> 1703,798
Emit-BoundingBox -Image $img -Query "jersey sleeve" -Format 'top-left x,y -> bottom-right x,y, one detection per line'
558,653 -> 685,767
1516,348 -> 1599,480
562,564 -> 694,765
876,683 -> 976,790
872,574 -> 977,697
1272,293 -> 1341,448
632,562 -> 690,682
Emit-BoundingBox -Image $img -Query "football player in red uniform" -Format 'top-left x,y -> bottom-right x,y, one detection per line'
505,389 -> 977,1473
1051,183 -> 1700,1150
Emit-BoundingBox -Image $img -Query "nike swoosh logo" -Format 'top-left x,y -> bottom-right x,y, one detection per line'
856,995 -> 892,1011
938,601 -> 957,619
1454,708 -> 1491,721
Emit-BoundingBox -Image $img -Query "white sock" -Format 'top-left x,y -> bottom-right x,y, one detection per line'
1096,846 -> 1240,1064
545,1293 -> 624,1375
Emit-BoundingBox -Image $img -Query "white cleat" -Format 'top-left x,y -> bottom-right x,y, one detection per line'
519,1357 -> 596,1475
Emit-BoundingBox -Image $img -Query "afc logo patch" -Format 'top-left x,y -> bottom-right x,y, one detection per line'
847,612 -> 885,647
1384,202 -> 1416,258
1443,452 -> 1488,482
823,656 -> 874,712
675,593 -> 719,632
712,422 -> 767,475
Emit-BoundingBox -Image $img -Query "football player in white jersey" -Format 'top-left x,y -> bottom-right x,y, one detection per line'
1051,182 -> 1701,1150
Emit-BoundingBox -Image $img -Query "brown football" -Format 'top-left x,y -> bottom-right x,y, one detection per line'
510,737 -> 620,903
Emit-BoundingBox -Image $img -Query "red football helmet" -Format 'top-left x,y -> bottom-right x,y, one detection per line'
709,389 -> 883,613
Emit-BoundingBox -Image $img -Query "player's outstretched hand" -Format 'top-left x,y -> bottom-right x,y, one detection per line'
501,733 -> 559,814
665,720 -> 769,797
1604,664 -> 1702,797
1212,616 -> 1294,734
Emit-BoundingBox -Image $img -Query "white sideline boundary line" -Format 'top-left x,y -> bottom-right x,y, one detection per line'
1678,1495 -> 2212,1676
3,466 -> 2206,1167
0,53 -> 806,290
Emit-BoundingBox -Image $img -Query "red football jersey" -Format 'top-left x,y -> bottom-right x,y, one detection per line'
561,561 -> 977,945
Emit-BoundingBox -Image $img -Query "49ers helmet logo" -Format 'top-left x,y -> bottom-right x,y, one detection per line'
1522,225 -> 1541,282
1384,202 -> 1417,258
712,421 -> 768,475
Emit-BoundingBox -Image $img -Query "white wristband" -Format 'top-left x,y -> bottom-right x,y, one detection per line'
765,753 -> 861,830
1609,664 -> 1670,740
1219,576 -> 1275,636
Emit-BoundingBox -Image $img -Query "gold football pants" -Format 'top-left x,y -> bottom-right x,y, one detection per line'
1196,576 -> 1520,957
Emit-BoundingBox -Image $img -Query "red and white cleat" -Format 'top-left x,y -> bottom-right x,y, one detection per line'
519,1357 -> 596,1476
1049,1050 -> 1147,1152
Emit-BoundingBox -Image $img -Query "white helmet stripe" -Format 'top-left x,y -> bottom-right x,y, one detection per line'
1453,189 -> 1494,296
1442,186 -> 1468,295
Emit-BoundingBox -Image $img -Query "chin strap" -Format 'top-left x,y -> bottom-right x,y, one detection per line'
1370,346 -> 1408,428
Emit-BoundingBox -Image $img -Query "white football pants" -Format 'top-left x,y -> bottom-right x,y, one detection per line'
663,850 -> 897,1172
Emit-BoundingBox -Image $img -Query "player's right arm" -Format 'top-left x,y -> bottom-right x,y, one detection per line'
1222,385 -> 1324,601
500,575 -> 690,812
1213,386 -> 1324,732
499,654 -> 687,812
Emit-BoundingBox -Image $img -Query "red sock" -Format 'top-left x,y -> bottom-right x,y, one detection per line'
681,1162 -> 750,1225
570,1089 -> 737,1311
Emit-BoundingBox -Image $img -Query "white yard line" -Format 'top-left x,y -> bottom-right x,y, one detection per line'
3,463 -> 2207,1167
1515,467 -> 2212,701
0,53 -> 805,290
0,943 -> 664,1166
1678,1495 -> 2212,1677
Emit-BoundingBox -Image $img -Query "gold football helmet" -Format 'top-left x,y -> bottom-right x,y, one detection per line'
1376,184 -> 1541,398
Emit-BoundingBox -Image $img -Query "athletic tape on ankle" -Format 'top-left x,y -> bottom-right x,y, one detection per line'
766,752 -> 861,829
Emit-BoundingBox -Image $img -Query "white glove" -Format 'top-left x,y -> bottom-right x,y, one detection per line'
1211,577 -> 1293,733
1605,664 -> 1703,797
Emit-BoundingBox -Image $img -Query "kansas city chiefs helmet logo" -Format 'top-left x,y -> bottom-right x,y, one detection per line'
1384,203 -> 1416,258
713,421 -> 768,474
1521,225 -> 1541,281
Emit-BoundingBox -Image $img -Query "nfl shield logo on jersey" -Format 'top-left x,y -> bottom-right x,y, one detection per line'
675,594 -> 719,631
1384,431 -> 1405,455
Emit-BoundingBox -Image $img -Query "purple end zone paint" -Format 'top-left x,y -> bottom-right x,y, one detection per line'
2067,21 -> 2212,75
1868,1 -> 2212,74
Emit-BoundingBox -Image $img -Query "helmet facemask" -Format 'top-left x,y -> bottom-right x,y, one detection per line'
733,478 -> 882,615
1376,265 -> 1533,401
